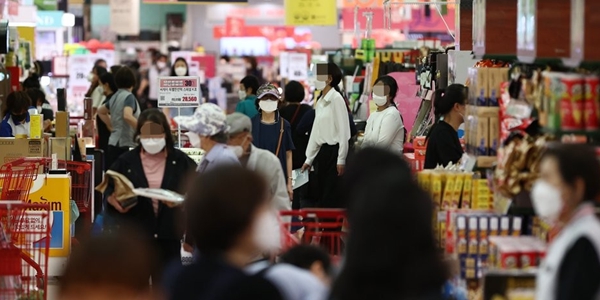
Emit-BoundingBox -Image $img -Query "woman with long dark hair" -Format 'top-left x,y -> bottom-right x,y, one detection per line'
97,72 -> 118,155
165,57 -> 196,118
333,147 -> 448,300
424,84 -> 467,169
103,108 -> 197,286
362,75 -> 405,153
300,62 -> 351,208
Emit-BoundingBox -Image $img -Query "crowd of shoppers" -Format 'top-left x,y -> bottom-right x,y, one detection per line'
10,58 -> 589,300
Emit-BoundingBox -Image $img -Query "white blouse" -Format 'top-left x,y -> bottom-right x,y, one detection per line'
305,89 -> 351,165
362,106 -> 404,153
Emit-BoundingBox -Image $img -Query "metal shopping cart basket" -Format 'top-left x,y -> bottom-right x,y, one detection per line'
280,209 -> 347,260
0,201 -> 51,300
0,159 -> 42,202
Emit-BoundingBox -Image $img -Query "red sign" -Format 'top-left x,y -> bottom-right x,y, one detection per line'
213,26 -> 294,39
225,16 -> 245,37
340,7 -> 455,32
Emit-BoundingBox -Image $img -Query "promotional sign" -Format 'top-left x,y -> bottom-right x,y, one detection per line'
34,0 -> 58,11
158,76 -> 201,108
287,52 -> 308,81
36,10 -> 63,28
109,0 -> 140,35
68,54 -> 104,109
285,0 -> 337,26
26,175 -> 71,257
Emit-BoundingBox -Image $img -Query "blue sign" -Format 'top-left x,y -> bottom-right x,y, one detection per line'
36,11 -> 64,29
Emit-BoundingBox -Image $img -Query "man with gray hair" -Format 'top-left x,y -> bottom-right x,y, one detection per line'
226,112 -> 290,212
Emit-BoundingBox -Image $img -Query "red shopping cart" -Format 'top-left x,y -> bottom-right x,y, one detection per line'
0,159 -> 41,202
0,201 -> 51,300
280,209 -> 347,260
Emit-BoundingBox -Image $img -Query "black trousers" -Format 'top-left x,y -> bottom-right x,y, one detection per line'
151,239 -> 181,288
314,144 -> 343,208
105,145 -> 130,171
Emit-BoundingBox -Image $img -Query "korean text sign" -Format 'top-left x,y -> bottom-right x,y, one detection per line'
158,76 -> 202,108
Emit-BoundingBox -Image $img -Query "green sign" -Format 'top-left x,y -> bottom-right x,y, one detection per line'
35,0 -> 58,11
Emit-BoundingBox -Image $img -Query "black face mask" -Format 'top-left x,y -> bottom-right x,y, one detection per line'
11,113 -> 26,123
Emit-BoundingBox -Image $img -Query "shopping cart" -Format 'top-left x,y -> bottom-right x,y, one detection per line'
0,201 -> 51,300
280,209 -> 347,260
0,159 -> 42,202
9,158 -> 92,213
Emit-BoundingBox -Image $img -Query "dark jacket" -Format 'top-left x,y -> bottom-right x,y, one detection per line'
105,146 -> 197,241
280,103 -> 313,169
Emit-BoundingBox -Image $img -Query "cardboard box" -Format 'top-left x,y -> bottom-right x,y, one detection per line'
476,68 -> 490,106
489,117 -> 500,156
489,68 -> 509,107
476,116 -> 489,156
0,138 -> 46,164
48,137 -> 72,161
29,114 -> 43,139
55,111 -> 70,138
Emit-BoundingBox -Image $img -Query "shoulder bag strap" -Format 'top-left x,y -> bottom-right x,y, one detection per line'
289,104 -> 303,125
275,117 -> 284,157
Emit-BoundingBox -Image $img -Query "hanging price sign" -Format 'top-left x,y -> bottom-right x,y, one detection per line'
157,76 -> 201,108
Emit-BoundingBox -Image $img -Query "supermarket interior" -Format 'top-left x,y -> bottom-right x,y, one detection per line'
0,0 -> 600,299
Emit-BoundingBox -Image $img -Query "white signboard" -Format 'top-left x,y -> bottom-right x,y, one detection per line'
287,53 -> 308,81
68,54 -> 104,111
279,52 -> 289,78
109,0 -> 140,35
158,76 -> 201,108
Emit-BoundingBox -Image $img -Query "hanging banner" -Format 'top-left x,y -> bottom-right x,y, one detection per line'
109,0 -> 140,35
158,76 -> 201,108
285,0 -> 337,26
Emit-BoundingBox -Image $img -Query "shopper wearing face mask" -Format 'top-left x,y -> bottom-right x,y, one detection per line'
227,112 -> 291,212
87,66 -> 108,117
235,75 -> 260,118
0,91 -> 33,137
251,83 -> 295,200
168,166 -> 283,300
25,88 -> 53,132
138,54 -> 170,109
362,75 -> 405,154
423,84 -> 467,169
175,102 -> 239,173
104,108 -> 197,287
531,143 -> 600,300
163,57 -> 196,119
300,62 -> 351,209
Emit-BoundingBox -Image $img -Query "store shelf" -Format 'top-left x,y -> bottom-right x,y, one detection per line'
484,268 -> 538,278
541,127 -> 600,137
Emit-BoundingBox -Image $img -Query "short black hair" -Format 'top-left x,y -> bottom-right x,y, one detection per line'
284,81 -> 305,103
240,75 -> 260,95
542,142 -> 600,201
22,74 -> 41,90
94,66 -> 108,77
186,165 -> 268,256
99,73 -> 118,95
5,91 -> 32,115
114,66 -> 137,89
220,55 -> 231,63
94,59 -> 107,67
280,245 -> 331,274
110,65 -> 122,74
25,88 -> 45,105
135,108 -> 175,151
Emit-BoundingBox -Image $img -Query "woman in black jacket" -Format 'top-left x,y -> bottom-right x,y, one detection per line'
104,108 -> 197,286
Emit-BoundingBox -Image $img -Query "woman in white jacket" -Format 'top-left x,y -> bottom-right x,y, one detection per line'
362,75 -> 405,154
531,143 -> 600,300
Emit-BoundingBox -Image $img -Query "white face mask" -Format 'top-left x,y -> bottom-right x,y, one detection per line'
531,180 -> 564,224
253,210 -> 281,252
372,94 -> 388,107
259,100 -> 278,112
140,138 -> 166,154
238,90 -> 247,100
174,67 -> 187,76
87,73 -> 95,82
231,145 -> 244,158
314,80 -> 327,91
157,61 -> 167,69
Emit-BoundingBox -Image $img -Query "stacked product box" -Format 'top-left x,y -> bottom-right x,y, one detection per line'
449,212 -> 525,279
465,67 -> 509,168
488,236 -> 547,270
